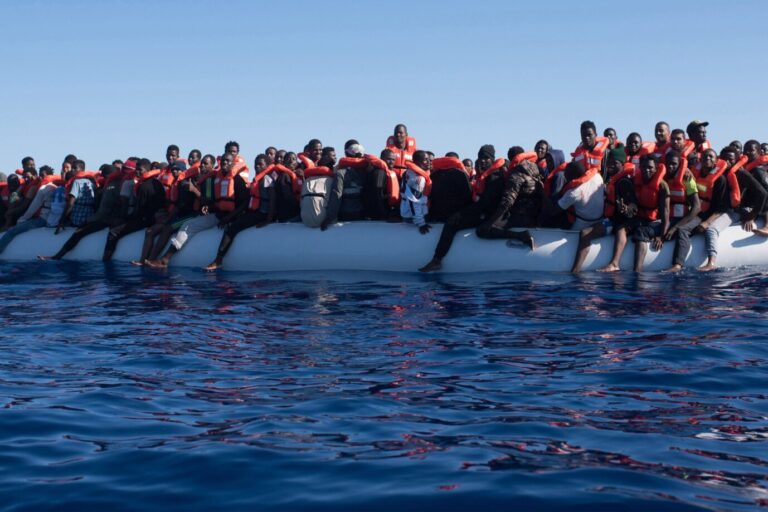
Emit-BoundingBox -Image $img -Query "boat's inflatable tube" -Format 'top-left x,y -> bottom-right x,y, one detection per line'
1,222 -> 765,272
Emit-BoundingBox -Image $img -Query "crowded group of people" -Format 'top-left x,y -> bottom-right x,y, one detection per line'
1,122 -> 767,273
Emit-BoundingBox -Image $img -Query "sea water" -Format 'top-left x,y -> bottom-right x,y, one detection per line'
1,262 -> 767,511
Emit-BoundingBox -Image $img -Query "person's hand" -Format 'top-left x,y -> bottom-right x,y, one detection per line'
695,222 -> 709,234
201,205 -> 209,215
419,224 -> 432,235
742,220 -> 755,232
651,236 -> 663,251
320,221 -> 329,232
664,227 -> 677,241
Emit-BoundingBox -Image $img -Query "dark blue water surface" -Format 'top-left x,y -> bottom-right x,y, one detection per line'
2,262 -> 768,511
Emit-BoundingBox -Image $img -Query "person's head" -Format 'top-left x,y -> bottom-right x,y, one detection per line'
344,139 -> 364,158
224,141 -> 240,156
606,146 -> 626,177
136,158 -> 152,176
170,160 -> 187,179
265,146 -> 277,164
445,151 -> 459,159
284,152 -> 298,170
39,165 -> 54,177
720,146 -> 738,166
412,150 -> 428,168
603,127 -> 617,147
254,154 -> 268,172
580,120 -> 597,149
701,148 -> 718,171
151,161 -> 164,170
564,160 -> 586,181
275,150 -> 286,165
166,144 -> 180,165
729,140 -> 743,157
639,155 -> 659,183
188,149 -> 201,166
99,164 -> 115,179
744,140 -> 762,162
477,144 -> 496,171
762,143 -> 768,155
462,158 -> 474,172
62,154 -> 76,173
201,154 -> 216,172
664,150 -> 682,178
626,132 -> 643,155
73,159 -> 86,172
21,156 -> 36,173
307,139 -> 323,162
394,124 -> 408,146
381,149 -> 396,169
7,174 -> 20,192
112,159 -> 124,172
670,129 -> 686,152
686,120 -> 708,145
507,146 -> 525,162
320,146 -> 337,167
535,140 -> 549,159
219,153 -> 235,174
654,121 -> 670,144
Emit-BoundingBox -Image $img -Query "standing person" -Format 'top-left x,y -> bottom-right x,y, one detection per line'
147,153 -> 248,268
630,155 -> 670,272
419,145 -> 506,272
692,149 -> 739,271
662,150 -> 701,272
428,155 -> 473,223
102,158 -> 166,261
0,166 -> 61,255
386,124 -> 416,177
399,151 -> 432,233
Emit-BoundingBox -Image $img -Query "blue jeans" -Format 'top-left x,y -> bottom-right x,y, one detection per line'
0,217 -> 46,255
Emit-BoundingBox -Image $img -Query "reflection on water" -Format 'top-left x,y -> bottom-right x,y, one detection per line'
1,262 -> 768,511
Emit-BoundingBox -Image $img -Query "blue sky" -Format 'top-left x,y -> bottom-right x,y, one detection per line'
1,0 -> 766,173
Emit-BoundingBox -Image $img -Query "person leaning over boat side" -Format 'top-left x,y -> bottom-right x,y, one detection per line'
147,153 -> 248,269
474,148 -> 540,249
692,149 -> 739,272
39,163 -> 124,260
102,158 -> 166,261
630,155 -> 670,272
399,150 -> 432,234
419,145 -> 506,272
321,141 -> 369,230
572,147 -> 635,273
720,146 -> 768,238
131,160 -> 193,266
0,166 -> 61,255
661,150 -> 701,273
427,154 -> 473,223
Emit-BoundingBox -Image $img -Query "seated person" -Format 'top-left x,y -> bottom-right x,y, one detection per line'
662,150 -> 701,273
400,151 -> 432,234
427,154 -> 472,223
630,155 -> 670,272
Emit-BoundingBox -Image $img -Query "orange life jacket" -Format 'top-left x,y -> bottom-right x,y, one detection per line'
604,164 -> 636,218
647,141 -> 670,159
431,157 -> 468,175
65,171 -> 100,194
560,166 -> 601,224
298,153 -> 316,170
508,151 -> 538,169
543,162 -> 570,196
472,158 -> 506,200
248,164 -> 301,211
339,155 -> 400,207
634,164 -> 667,221
572,136 -> 610,170
404,161 -> 432,197
745,155 -> 768,173
304,166 -> 335,178
386,136 -> 417,176
158,169 -> 176,199
691,139 -> 713,160
693,159 -> 740,213
214,173 -> 238,212
664,157 -> 691,218
134,169 -> 162,194
665,140 -> 696,159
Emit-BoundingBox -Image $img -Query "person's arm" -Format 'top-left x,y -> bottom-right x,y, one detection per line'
654,184 -> 670,250
486,175 -> 521,226
736,169 -> 767,225
18,186 -> 48,223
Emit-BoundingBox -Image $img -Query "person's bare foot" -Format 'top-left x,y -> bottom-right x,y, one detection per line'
597,263 -> 620,273
506,231 -> 535,250
145,259 -> 167,269
37,255 -> 58,261
130,260 -> 144,267
698,264 -> 716,272
204,261 -> 222,271
663,264 -> 683,273
753,227 -> 768,237
419,258 -> 442,273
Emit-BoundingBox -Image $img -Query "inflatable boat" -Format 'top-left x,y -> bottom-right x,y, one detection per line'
1,222 -> 766,272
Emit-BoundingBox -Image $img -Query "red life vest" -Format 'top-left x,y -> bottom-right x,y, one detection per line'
647,141 -> 670,159
508,151 -> 538,170
339,155 -> 400,207
543,162 -> 570,196
404,161 -> 432,197
431,157 -> 468,175
604,164 -> 636,218
745,155 -> 768,173
248,164 -> 301,211
386,136 -> 417,176
158,169 -> 176,199
298,153 -> 316,170
304,166 -> 335,178
572,136 -> 610,170
634,164 -> 667,221
693,159 -> 740,213
691,139 -> 713,160
472,158 -> 506,200
214,174 -> 238,212
664,157 -> 691,218
665,140 -> 696,159
134,169 -> 162,194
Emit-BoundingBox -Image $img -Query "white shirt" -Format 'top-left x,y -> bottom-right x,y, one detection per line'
558,172 -> 605,229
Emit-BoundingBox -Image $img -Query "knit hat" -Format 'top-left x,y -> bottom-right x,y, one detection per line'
608,146 -> 626,164
478,144 -> 495,160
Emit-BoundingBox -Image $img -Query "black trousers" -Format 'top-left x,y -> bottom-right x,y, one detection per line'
104,219 -> 151,257
54,221 -> 110,258
217,211 -> 267,259
434,208 -> 484,259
